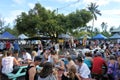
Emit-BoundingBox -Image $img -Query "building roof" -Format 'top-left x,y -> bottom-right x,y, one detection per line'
111,27 -> 120,32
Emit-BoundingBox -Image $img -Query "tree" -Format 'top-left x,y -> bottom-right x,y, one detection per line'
15,3 -> 65,38
4,26 -> 18,37
94,27 -> 100,35
87,2 -> 101,34
101,22 -> 107,32
85,25 -> 92,32
109,26 -> 114,32
66,9 -> 93,31
0,17 -> 9,34
15,3 -> 93,39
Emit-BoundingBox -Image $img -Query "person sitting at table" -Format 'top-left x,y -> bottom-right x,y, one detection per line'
53,55 -> 65,80
53,55 -> 65,71
1,50 -> 20,74
66,56 -> 76,71
21,49 -> 32,63
47,50 -> 58,64
75,56 -> 91,79
25,56 -> 42,80
61,65 -> 81,80
31,51 -> 38,61
38,62 -> 57,80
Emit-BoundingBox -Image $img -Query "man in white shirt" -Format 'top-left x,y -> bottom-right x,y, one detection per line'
75,56 -> 91,79
22,49 -> 32,63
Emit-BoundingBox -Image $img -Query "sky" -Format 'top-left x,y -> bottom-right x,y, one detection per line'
0,0 -> 120,31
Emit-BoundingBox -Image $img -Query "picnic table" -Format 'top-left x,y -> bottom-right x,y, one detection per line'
1,65 -> 27,80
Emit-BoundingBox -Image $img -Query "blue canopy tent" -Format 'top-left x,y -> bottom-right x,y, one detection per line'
93,34 -> 107,39
109,33 -> 120,39
0,31 -> 16,39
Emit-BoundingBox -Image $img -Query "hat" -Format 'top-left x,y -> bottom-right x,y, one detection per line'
34,56 -> 42,61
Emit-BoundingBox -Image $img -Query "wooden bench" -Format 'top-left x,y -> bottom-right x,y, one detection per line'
2,66 -> 27,80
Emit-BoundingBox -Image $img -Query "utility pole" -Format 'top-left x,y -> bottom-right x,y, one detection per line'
56,8 -> 58,14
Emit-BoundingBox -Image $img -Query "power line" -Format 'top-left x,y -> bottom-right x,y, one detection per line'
56,0 -> 80,14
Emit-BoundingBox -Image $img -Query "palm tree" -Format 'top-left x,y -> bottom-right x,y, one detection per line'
101,22 -> 105,32
88,2 -> 102,35
94,27 -> 100,35
101,22 -> 107,32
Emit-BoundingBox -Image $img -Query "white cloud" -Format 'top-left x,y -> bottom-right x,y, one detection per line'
87,14 -> 120,31
28,3 -> 35,9
113,0 -> 120,2
83,0 -> 120,6
12,0 -> 26,4
102,9 -> 120,15
45,6 -> 54,11
56,0 -> 77,2
4,10 -> 25,28
83,0 -> 110,6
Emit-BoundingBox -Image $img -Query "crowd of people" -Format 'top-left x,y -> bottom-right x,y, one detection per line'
0,40 -> 120,80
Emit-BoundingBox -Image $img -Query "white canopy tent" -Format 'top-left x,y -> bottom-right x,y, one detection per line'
18,34 -> 28,39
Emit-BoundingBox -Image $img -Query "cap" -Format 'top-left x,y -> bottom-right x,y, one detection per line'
34,56 -> 42,61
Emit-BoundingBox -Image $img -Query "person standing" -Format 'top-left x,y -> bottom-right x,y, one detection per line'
13,41 -> 20,54
6,41 -> 10,50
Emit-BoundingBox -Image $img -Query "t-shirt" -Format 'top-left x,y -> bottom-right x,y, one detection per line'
0,42 -> 4,50
13,42 -> 20,51
6,42 -> 10,49
107,61 -> 118,79
2,56 -> 14,74
77,63 -> 90,78
84,58 -> 92,68
92,56 -> 106,74
23,52 -> 32,61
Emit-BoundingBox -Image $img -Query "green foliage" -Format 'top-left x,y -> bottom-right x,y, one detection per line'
15,3 -> 93,39
88,3 -> 101,20
0,17 -> 10,34
101,22 -> 107,32
66,9 -> 93,30
87,2 -> 101,36
93,27 -> 100,35
4,27 -> 18,37
101,31 -> 111,37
